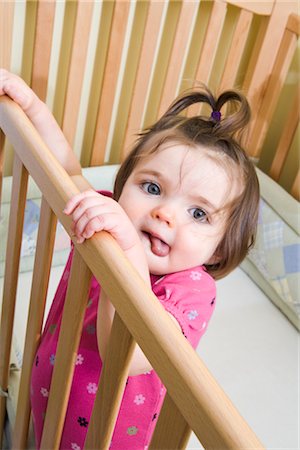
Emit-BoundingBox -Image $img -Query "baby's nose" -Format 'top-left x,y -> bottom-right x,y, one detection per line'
151,205 -> 175,227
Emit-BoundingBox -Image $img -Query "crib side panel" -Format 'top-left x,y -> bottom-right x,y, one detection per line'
2,0 -> 298,199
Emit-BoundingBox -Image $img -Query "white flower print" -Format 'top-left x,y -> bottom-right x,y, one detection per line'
87,382 -> 97,394
40,387 -> 49,397
201,321 -> 207,330
76,354 -> 84,365
71,444 -> 81,450
187,310 -> 199,320
190,270 -> 202,281
134,394 -> 146,405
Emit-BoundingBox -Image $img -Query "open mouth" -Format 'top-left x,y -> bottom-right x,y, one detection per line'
142,231 -> 170,257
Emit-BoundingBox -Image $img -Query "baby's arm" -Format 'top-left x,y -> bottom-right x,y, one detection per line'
0,69 -> 81,175
64,190 -> 153,375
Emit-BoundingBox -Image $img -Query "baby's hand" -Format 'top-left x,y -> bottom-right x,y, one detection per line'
64,190 -> 140,251
0,69 -> 42,117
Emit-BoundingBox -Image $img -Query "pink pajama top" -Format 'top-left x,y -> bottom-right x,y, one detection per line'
30,210 -> 216,450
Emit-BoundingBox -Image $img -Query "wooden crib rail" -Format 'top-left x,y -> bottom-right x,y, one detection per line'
0,97 -> 265,449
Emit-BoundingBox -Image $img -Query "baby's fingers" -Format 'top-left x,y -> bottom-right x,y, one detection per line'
72,205 -> 104,237
74,214 -> 105,244
63,190 -> 97,215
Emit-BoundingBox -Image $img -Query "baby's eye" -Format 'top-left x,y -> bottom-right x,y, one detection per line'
141,182 -> 161,196
188,207 -> 208,222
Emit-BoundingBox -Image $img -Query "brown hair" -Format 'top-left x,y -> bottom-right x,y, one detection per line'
114,87 -> 260,279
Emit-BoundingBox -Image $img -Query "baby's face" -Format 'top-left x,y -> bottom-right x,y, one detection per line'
118,143 -> 242,275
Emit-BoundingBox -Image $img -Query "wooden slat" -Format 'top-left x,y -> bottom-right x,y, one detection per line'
223,0 -> 275,15
248,17 -> 298,158
157,0 -> 199,117
84,313 -> 135,449
90,1 -> 130,166
122,0 -> 165,157
269,91 -> 300,181
139,1 -> 183,128
219,8 -> 253,90
244,2 -> 297,156
62,0 -> 94,147
105,0 -> 150,164
0,130 -> 4,210
80,1 -> 115,167
0,1 -> 14,181
188,0 -> 227,117
0,155 -> 28,440
40,249 -> 92,449
31,0 -> 56,101
291,169 -> 300,201
51,1 -> 78,127
149,393 -> 192,450
287,13 -> 300,34
194,1 -> 227,86
0,1 -> 14,69
12,197 -> 57,449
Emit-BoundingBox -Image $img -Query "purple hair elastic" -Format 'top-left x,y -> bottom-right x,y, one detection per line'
211,110 -> 221,121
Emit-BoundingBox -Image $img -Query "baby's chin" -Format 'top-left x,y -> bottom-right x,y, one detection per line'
144,248 -> 171,276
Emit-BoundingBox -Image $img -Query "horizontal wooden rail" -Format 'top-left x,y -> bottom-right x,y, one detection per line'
0,96 -> 264,449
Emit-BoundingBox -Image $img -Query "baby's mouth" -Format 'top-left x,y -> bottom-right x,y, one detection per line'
142,231 -> 170,257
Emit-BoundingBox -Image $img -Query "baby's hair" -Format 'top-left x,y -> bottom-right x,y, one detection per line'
114,86 -> 260,279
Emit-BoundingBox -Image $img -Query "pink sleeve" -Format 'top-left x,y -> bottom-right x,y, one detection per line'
151,268 -> 216,349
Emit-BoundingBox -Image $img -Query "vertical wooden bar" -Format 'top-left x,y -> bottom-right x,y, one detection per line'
291,169 -> 300,201
194,1 -> 227,86
269,92 -> 299,181
105,1 -> 150,164
0,155 -> 28,442
31,0 -> 56,101
188,1 -> 227,117
62,0 -> 94,147
0,1 -> 14,69
0,129 -> 4,211
244,2 -> 297,157
219,9 -> 253,90
12,197 -> 57,449
157,0 -> 199,117
247,22 -> 297,158
40,249 -> 92,449
90,1 -> 130,166
140,0 -> 182,128
84,313 -> 135,449
122,1 -> 165,156
80,1 -> 115,167
0,1 -> 14,181
149,393 -> 192,450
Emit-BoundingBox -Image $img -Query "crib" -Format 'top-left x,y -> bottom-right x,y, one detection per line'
0,1 -> 299,449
